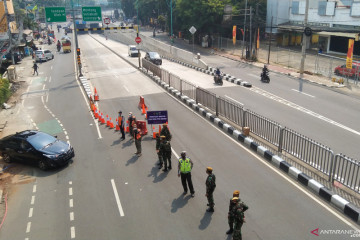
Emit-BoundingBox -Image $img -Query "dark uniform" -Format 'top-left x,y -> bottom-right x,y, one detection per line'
160,124 -> 172,141
231,197 -> 248,240
227,191 -> 240,234
159,136 -> 172,171
134,128 -> 142,156
118,111 -> 125,140
155,134 -> 163,166
205,167 -> 216,212
128,113 -> 133,137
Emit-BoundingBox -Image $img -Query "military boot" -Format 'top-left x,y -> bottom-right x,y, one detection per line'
206,207 -> 214,212
226,228 -> 233,234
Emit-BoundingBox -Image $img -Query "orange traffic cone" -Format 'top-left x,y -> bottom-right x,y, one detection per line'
125,120 -> 129,133
94,87 -> 99,101
94,109 -> 99,119
115,118 -> 120,131
142,104 -> 146,115
152,126 -> 156,139
109,118 -> 114,129
98,112 -> 103,123
106,115 -> 110,127
100,113 -> 106,124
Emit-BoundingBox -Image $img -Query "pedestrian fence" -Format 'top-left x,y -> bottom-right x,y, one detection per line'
333,154 -> 360,193
142,50 -> 360,194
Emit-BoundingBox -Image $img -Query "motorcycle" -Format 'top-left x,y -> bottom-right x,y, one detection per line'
57,44 -> 61,52
214,74 -> 223,85
260,67 -> 270,83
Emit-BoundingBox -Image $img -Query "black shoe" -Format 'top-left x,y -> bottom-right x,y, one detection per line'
206,208 -> 214,212
168,166 -> 172,170
191,193 -> 195,197
158,165 -> 163,169
157,162 -> 161,166
163,168 -> 168,172
183,191 -> 187,195
207,203 -> 209,206
226,229 -> 233,235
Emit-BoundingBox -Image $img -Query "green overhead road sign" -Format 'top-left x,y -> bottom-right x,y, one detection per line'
82,6 -> 102,21
45,7 -> 66,22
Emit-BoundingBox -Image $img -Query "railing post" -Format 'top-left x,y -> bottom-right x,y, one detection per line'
180,79 -> 183,95
278,126 -> 284,153
196,88 -> 199,104
216,96 -> 219,116
330,153 -> 337,183
242,109 -> 247,128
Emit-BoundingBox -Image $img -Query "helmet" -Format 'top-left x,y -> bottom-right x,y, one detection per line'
181,151 -> 186,157
233,190 -> 240,196
206,167 -> 213,172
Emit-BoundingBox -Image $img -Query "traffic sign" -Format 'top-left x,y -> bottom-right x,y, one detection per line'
104,17 -> 110,25
135,36 -> 142,44
82,7 -> 102,21
45,7 -> 66,22
147,111 -> 168,124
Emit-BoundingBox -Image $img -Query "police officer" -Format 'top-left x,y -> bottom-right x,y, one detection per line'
178,151 -> 195,197
118,111 -> 125,140
133,128 -> 142,156
205,167 -> 216,212
128,112 -> 133,137
160,123 -> 172,141
155,133 -> 163,167
227,190 -> 240,234
231,197 -> 248,240
159,136 -> 172,172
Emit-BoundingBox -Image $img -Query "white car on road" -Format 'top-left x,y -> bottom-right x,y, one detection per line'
35,49 -> 54,62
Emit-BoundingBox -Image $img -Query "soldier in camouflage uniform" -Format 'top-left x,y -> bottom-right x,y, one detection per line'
227,190 -> 240,234
205,167 -> 216,212
159,135 -> 172,172
231,197 -> 248,240
155,133 -> 163,168
160,123 -> 172,141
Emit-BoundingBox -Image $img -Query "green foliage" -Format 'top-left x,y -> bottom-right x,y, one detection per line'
0,78 -> 11,106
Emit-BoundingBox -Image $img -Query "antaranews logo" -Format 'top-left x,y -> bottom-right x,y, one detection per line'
311,228 -> 360,238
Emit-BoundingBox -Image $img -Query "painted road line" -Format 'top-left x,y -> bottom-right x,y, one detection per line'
225,95 -> 244,106
26,222 -> 31,233
70,226 -> 75,239
69,199 -> 73,208
32,185 -> 36,193
124,85 -> 129,92
69,188 -> 73,196
110,179 -> 125,217
291,89 -> 315,98
28,208 -> 33,218
70,212 -> 74,221
31,196 -> 35,205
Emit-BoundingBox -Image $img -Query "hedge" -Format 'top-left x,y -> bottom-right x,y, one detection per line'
0,77 -> 10,106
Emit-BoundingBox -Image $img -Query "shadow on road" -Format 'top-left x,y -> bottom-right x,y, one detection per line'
125,155 -> 139,166
147,165 -> 168,183
171,193 -> 191,213
198,211 -> 213,230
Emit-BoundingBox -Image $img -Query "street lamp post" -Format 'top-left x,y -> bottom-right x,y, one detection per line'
70,0 -> 82,76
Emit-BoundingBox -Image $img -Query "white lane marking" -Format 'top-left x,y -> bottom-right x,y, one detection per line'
32,185 -> 36,193
51,66 -> 53,70
70,226 -> 75,239
69,199 -> 73,208
69,188 -> 73,196
28,208 -> 33,218
291,89 -> 315,98
31,196 -> 35,205
70,212 -> 74,221
110,179 -> 125,217
26,222 -> 31,233
46,92 -> 49,103
42,84 -> 45,90
248,73 -> 259,78
225,95 -> 244,106
249,86 -> 360,136
164,88 -> 359,229
49,76 -> 52,83
123,85 -> 129,92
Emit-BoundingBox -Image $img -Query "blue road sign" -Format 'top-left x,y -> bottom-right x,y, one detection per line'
147,111 -> 168,124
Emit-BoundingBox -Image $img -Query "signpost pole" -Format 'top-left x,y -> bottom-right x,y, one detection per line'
71,0 -> 82,76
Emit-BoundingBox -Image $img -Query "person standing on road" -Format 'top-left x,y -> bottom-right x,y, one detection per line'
155,133 -> 163,167
178,151 -> 195,197
118,111 -> 125,140
128,112 -> 133,138
231,197 -> 248,240
133,128 -> 142,156
160,136 -> 172,172
160,123 -> 172,141
32,62 -> 39,76
131,115 -> 137,140
205,167 -> 216,212
227,190 -> 240,234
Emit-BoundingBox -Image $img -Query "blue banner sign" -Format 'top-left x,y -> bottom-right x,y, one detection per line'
147,111 -> 168,124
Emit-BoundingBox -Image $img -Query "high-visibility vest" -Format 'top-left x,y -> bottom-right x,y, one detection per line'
118,116 -> 122,126
179,158 -> 192,173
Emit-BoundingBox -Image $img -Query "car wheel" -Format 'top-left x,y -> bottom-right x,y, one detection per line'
3,153 -> 12,163
38,160 -> 48,170
52,55 -> 54,59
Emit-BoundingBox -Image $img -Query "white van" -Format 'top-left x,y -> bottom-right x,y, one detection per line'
128,45 -> 138,57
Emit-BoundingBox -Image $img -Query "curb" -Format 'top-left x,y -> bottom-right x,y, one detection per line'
144,70 -> 360,224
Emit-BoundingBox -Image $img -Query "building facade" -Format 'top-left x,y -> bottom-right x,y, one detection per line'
266,0 -> 360,55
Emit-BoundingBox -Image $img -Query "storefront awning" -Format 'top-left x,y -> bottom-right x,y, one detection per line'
317,31 -> 359,39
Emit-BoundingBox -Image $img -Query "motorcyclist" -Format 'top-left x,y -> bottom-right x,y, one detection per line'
261,64 -> 270,82
214,68 -> 222,84
48,37 -> 51,45
215,68 -> 221,77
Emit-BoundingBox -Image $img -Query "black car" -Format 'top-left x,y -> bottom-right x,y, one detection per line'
145,52 -> 162,65
0,130 -> 75,170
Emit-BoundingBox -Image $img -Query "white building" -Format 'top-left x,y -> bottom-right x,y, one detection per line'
266,0 -> 360,54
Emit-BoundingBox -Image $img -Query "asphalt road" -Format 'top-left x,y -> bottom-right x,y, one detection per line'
0,29 -> 359,240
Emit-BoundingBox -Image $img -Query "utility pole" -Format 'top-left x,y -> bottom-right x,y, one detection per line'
70,0 -> 81,76
299,0 -> 309,91
249,6 -> 252,59
267,16 -> 272,64
241,0 -> 248,59
3,0 -> 14,65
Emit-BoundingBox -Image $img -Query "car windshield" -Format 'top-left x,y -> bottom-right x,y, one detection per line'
130,47 -> 137,51
149,52 -> 160,58
35,50 -> 43,54
27,132 -> 57,150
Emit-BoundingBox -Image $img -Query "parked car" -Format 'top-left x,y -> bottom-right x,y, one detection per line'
128,45 -> 138,57
144,52 -> 162,65
2,52 -> 22,64
0,130 -> 75,170
35,49 -> 54,62
334,63 -> 360,79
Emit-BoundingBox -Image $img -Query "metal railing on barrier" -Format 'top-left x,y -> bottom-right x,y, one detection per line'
161,69 -> 170,85
142,58 -> 162,78
181,80 -> 196,100
196,87 -> 217,112
170,74 -> 182,91
333,154 -> 360,193
217,96 -> 244,126
282,128 -> 334,180
244,109 -> 282,147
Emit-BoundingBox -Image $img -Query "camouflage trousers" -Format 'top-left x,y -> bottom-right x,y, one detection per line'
228,215 -> 234,229
162,152 -> 171,169
207,192 -> 214,208
157,151 -> 163,164
232,222 -> 243,240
